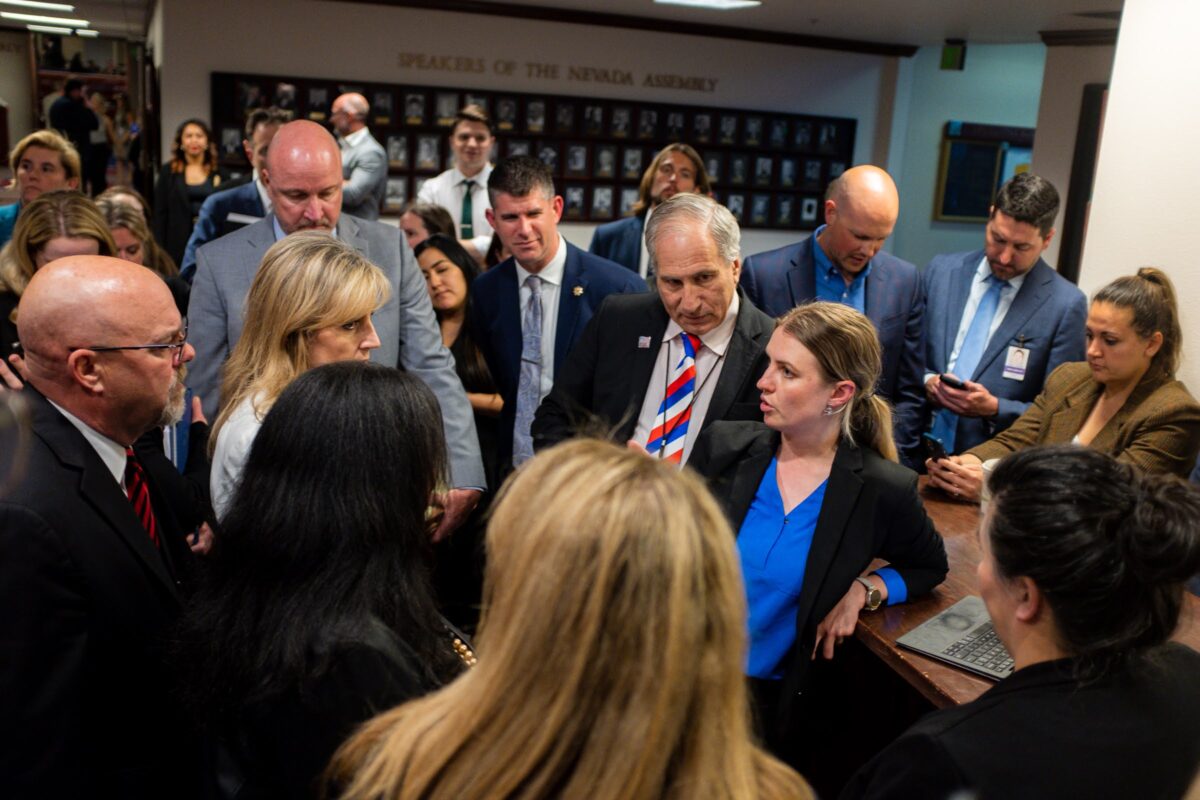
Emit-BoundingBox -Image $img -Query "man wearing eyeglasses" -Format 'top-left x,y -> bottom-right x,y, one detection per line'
0,255 -> 203,798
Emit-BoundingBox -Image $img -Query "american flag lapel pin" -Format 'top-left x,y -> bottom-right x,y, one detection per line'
637,336 -> 652,349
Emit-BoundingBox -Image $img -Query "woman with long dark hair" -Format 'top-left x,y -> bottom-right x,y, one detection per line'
176,362 -> 471,798
153,118 -> 221,265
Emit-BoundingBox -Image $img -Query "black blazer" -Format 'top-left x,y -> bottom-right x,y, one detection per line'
688,422 -> 949,732
531,288 -> 774,451
154,164 -> 219,266
0,388 -> 200,798
842,643 -> 1200,800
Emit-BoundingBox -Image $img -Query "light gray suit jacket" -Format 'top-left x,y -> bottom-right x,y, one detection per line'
189,214 -> 486,488
340,129 -> 387,220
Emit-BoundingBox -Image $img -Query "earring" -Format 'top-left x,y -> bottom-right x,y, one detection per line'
823,404 -> 836,416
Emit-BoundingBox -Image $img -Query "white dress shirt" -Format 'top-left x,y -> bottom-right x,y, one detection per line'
417,163 -> 494,255
633,292 -> 740,464
514,235 -> 567,399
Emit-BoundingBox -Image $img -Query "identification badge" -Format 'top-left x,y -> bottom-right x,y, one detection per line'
1002,346 -> 1029,381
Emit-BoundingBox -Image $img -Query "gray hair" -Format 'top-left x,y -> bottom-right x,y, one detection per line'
645,193 -> 741,271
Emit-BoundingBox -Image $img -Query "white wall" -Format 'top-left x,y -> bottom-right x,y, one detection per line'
154,0 -> 903,257
0,30 -> 33,147
1079,0 -> 1200,389
1030,43 -> 1114,267
891,43 -> 1046,270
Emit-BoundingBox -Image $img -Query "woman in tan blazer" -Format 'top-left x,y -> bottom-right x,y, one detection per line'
928,268 -> 1200,501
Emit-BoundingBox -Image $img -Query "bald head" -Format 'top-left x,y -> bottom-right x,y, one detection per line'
818,165 -> 900,278
262,121 -> 343,234
331,92 -> 369,136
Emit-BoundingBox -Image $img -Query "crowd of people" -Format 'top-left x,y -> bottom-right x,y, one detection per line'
1,91 -> 1199,800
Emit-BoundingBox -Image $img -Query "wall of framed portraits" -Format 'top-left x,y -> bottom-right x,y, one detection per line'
212,71 -> 856,231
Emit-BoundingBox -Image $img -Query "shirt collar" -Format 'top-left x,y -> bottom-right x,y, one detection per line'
47,398 -> 127,486
451,162 -> 492,185
663,291 -> 740,356
340,126 -> 370,148
813,224 -> 872,285
254,176 -> 272,214
975,253 -> 1027,292
515,234 -> 567,287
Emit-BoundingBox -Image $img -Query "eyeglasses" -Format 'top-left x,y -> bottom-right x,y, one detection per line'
73,320 -> 189,366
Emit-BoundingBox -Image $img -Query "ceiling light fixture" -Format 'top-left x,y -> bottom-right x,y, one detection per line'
26,22 -> 71,34
1,0 -> 75,11
1,9 -> 88,25
74,27 -> 97,36
654,0 -> 763,9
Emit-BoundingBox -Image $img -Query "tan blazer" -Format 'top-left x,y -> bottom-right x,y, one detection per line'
968,361 -> 1200,478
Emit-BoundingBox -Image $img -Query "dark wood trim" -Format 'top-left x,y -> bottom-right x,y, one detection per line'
1039,28 -> 1118,47
327,0 -> 920,57
1057,82 -> 1108,285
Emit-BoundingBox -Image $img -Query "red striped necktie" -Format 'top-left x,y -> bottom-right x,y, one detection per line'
646,332 -> 701,464
124,447 -> 159,547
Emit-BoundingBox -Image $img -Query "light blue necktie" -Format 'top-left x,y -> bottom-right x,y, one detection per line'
512,275 -> 542,466
930,275 -> 1008,452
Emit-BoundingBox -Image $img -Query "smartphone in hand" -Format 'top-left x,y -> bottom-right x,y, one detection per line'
923,434 -> 949,462
939,373 -> 966,390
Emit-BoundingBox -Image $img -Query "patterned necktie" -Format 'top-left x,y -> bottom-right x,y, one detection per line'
512,274 -> 542,466
460,180 -> 475,239
930,275 -> 1009,452
124,447 -> 159,547
646,332 -> 702,465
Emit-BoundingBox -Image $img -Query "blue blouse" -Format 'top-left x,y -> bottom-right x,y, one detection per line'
738,457 -> 907,679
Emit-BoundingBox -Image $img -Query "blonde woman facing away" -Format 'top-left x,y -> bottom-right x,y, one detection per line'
208,231 -> 390,518
329,439 -> 813,800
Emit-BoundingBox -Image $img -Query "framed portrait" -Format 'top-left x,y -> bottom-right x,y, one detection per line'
238,80 -> 263,111
768,119 -> 788,150
829,161 -> 847,179
372,91 -> 393,126
754,156 -> 773,187
800,196 -> 820,224
495,97 -> 519,132
802,158 -> 823,190
637,109 -> 658,140
750,194 -> 771,226
415,134 -> 441,171
583,104 -> 604,136
666,111 -> 686,140
591,186 -> 614,220
776,194 -> 796,227
779,158 -> 797,188
506,138 -> 532,158
818,122 -> 839,154
621,146 -> 644,180
726,192 -> 745,222
435,92 -> 460,126
593,144 -> 617,179
219,126 -> 241,158
489,139 -> 500,162
306,86 -> 329,121
693,112 -> 713,144
564,143 -> 589,178
526,100 -> 546,134
744,116 -> 764,147
386,134 -> 408,168
728,154 -> 749,187
703,153 -> 723,183
536,141 -> 559,174
404,92 -> 426,126
718,114 -> 738,145
273,82 -> 297,111
555,102 -> 576,134
611,106 -> 632,139
619,187 -> 639,217
463,93 -> 489,115
564,185 -> 586,220
793,121 -> 814,152
384,177 -> 408,213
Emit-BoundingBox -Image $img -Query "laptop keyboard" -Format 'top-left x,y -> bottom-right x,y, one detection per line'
942,623 -> 1014,674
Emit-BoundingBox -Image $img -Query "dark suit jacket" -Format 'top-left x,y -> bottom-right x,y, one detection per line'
180,179 -> 265,279
153,165 -> 220,266
531,288 -> 773,453
922,251 -> 1087,452
842,643 -> 1200,800
688,423 -> 948,734
0,388 -> 200,798
741,238 -> 926,464
588,213 -> 645,274
968,361 -> 1200,479
471,242 -> 647,467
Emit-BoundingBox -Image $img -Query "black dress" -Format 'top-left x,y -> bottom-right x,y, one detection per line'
0,291 -> 18,358
154,166 -> 220,266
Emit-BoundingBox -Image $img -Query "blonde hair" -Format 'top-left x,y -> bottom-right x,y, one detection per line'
97,198 -> 179,278
9,128 -> 82,182
779,302 -> 897,462
329,439 -> 812,800
0,191 -> 115,309
210,232 -> 390,451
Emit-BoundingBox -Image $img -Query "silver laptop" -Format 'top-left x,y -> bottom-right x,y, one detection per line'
896,595 -> 1015,681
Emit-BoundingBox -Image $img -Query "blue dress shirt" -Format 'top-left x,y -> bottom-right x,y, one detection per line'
812,225 -> 871,313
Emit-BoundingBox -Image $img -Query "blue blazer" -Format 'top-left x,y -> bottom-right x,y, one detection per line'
740,238 -> 926,465
0,202 -> 18,250
922,250 -> 1087,452
588,214 -> 644,274
471,242 -> 647,467
180,180 -> 265,280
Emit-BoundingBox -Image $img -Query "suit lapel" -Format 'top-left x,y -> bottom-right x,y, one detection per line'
706,290 -> 766,424
554,244 -> 586,369
943,251 -> 981,366
863,258 -> 891,328
785,239 -> 817,309
619,298 -> 670,438
973,259 -> 1050,379
726,432 -> 779,530
621,216 -> 644,272
494,260 -> 523,391
243,216 -> 279,285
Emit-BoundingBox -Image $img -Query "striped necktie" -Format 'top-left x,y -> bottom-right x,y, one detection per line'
124,447 -> 159,547
460,179 -> 475,239
646,332 -> 702,464
512,274 -> 542,466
